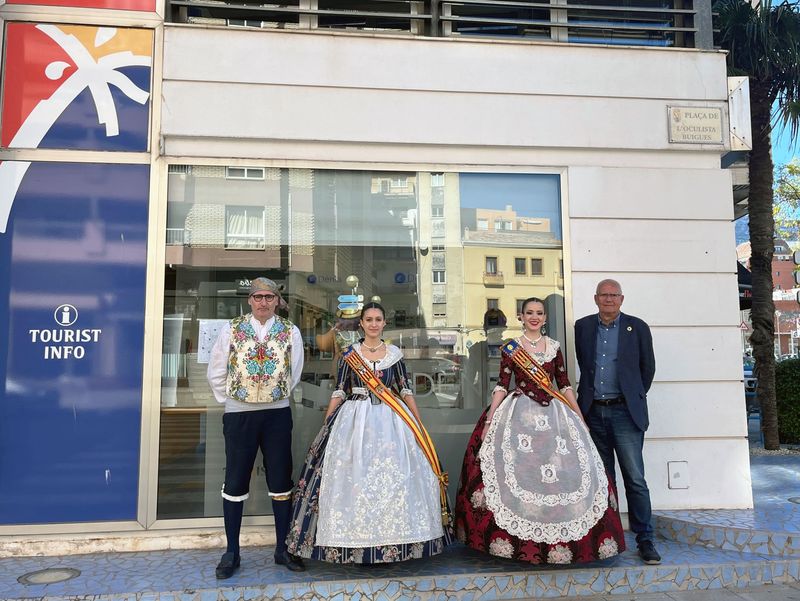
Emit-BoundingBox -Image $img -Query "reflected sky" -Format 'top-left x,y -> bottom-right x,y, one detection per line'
458,173 -> 562,239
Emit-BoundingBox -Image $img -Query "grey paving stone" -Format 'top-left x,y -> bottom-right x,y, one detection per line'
664,590 -> 748,601
733,585 -> 800,601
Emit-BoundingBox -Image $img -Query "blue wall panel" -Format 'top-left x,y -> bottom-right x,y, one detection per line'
0,161 -> 149,524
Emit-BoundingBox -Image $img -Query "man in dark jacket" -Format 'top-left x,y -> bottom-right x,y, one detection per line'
575,279 -> 660,564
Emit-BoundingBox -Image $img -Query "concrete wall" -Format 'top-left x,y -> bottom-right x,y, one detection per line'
161,26 -> 751,509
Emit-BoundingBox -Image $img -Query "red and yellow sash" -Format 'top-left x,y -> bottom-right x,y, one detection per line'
502,339 -> 570,406
342,346 -> 451,527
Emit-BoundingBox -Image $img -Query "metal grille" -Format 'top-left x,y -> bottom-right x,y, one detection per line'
167,0 -> 701,46
441,0 -> 696,46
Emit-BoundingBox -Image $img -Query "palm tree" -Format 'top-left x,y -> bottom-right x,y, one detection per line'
715,0 -> 800,449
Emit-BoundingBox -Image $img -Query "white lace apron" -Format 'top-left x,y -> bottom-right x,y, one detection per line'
479,382 -> 609,544
316,345 -> 444,547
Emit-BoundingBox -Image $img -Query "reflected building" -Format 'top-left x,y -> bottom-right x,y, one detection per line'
155,167 -> 568,518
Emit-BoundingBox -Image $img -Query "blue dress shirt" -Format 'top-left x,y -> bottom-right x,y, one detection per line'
594,314 -> 621,399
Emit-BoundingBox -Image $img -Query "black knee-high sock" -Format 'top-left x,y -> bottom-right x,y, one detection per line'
223,499 -> 244,557
272,499 -> 291,554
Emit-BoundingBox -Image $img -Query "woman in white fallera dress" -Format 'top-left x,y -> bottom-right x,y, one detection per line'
287,302 -> 452,564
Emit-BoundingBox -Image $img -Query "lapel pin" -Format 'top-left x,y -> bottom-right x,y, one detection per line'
626,326 -> 632,332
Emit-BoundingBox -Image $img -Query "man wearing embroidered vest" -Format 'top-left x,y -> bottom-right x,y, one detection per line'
574,279 -> 660,565
207,277 -> 305,577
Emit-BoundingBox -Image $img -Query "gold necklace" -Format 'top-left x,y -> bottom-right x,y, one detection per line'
362,340 -> 385,352
521,332 -> 544,346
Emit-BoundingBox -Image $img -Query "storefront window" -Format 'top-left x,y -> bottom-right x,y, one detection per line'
157,167 -> 564,520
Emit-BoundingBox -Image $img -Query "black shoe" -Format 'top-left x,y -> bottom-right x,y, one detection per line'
638,540 -> 662,565
215,552 -> 241,579
274,549 -> 306,572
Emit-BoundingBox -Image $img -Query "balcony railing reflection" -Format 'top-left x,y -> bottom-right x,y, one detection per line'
166,0 -> 704,48
482,271 -> 505,287
166,228 -> 185,246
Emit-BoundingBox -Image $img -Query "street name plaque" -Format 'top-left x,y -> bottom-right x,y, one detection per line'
668,107 -> 724,144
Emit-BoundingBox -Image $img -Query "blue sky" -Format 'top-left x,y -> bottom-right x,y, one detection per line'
734,120 -> 798,244
773,127 -> 798,166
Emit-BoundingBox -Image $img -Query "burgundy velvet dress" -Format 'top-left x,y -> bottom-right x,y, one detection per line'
454,337 -> 626,564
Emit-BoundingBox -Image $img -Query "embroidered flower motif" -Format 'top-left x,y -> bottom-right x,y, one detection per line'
324,547 -> 341,562
534,415 -> 551,431
519,380 -> 527,387
350,548 -> 365,563
381,546 -> 400,562
541,463 -> 559,483
488,537 -> 514,558
503,367 -> 511,374
547,544 -> 573,564
410,542 -> 424,559
555,436 -> 569,455
517,433 -> 534,453
609,491 -> 618,510
598,537 -> 619,559
470,489 -> 487,509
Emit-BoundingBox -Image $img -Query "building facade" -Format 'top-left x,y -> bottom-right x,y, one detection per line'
0,0 -> 752,541
736,239 -> 800,357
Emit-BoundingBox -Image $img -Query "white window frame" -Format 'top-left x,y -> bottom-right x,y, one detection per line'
225,205 -> 266,249
225,166 -> 266,180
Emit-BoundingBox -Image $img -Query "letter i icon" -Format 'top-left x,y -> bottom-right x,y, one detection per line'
61,306 -> 71,325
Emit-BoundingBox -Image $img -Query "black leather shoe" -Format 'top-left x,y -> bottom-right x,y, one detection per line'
638,540 -> 662,565
274,549 -> 306,572
215,551 -> 240,579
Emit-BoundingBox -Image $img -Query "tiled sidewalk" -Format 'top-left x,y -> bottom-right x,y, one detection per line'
655,434 -> 800,558
2,434 -> 799,601
1,534 -> 799,601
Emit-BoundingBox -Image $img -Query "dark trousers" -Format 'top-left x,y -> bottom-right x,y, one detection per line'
586,402 -> 654,544
222,407 -> 293,553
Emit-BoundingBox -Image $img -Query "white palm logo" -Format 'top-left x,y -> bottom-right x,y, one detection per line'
0,24 -> 152,233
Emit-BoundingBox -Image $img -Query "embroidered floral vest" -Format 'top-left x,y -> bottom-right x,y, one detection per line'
225,314 -> 293,404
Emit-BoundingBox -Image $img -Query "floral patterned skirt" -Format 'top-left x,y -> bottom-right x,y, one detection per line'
287,404 -> 454,564
455,407 -> 626,564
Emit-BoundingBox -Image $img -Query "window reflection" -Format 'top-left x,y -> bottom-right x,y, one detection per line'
158,167 -> 565,520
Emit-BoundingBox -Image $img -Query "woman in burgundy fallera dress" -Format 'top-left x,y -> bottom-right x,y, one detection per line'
455,297 -> 626,564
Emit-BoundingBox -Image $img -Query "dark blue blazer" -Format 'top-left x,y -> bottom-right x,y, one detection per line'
574,312 -> 656,431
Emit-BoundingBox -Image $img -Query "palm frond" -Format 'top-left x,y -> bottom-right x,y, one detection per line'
715,0 -> 800,139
